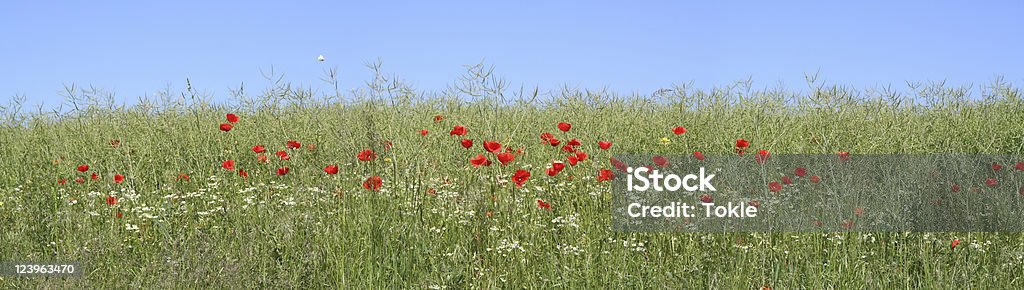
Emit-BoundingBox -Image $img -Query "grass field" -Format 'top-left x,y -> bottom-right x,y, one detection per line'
2,70 -> 1024,288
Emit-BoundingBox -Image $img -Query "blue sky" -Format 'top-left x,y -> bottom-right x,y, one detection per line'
2,1 -> 1022,107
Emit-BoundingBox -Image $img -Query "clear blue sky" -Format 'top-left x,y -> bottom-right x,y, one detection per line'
2,1 -> 1022,107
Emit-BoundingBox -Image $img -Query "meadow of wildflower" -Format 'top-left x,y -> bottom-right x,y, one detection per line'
1,67 -> 1024,288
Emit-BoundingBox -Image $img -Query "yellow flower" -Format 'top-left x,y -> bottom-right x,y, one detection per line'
659,137 -> 672,145
384,157 -> 393,162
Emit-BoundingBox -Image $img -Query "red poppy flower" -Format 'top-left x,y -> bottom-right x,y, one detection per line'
552,161 -> 566,172
460,139 -> 473,149
483,141 -> 502,153
755,150 -> 770,165
58,178 -> 66,185
672,126 -> 687,135
992,163 -> 1003,171
383,141 -> 393,151
116,211 -> 123,218
575,151 -> 588,161
539,132 -> 554,141
106,195 -> 117,205
257,154 -> 269,163
324,164 -> 339,175
548,138 -> 561,146
433,115 -> 444,122
693,151 -> 705,161
496,152 -> 515,165
420,129 -> 428,136
219,123 -> 233,132
652,156 -> 669,167
77,164 -> 89,172
545,167 -> 559,176
842,219 -> 854,230
511,169 -> 530,187
768,181 -> 783,192
951,183 -> 961,192
113,174 -> 125,184
286,140 -> 301,149
781,176 -> 793,185
363,176 -> 383,191
951,239 -> 961,250
567,139 -> 581,147
276,166 -> 290,176
252,145 -> 266,153
1015,162 -> 1024,171
177,173 -> 191,181
536,198 -> 551,210
853,207 -> 864,217
470,154 -> 489,167
795,167 -> 807,177
735,139 -> 750,149
809,175 -> 821,184
597,169 -> 614,182
699,194 -> 713,203
838,151 -> 850,162
597,141 -> 612,150
357,149 -> 377,161
610,158 -> 628,172
985,178 -> 998,187
75,177 -> 85,184
91,172 -> 99,180
226,113 -> 240,123
449,125 -> 467,136
566,155 -> 578,166
222,160 -> 235,170
238,169 -> 249,177
557,122 -> 571,132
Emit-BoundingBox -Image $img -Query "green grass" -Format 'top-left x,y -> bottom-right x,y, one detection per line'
1,73 -> 1024,288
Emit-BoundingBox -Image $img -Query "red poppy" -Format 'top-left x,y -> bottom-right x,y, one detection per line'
693,151 -> 705,161
575,151 -> 588,161
754,149 -> 770,165
672,126 -> 687,135
460,139 -> 473,149
1015,162 -> 1024,171
511,169 -> 531,187
557,122 -> 571,132
91,172 -> 99,180
561,145 -> 576,153
566,155 -> 579,166
951,183 -> 961,192
434,115 -> 444,122
496,152 -> 515,165
536,199 -> 551,210
838,151 -> 850,162
552,161 -> 566,172
781,176 -> 793,185
357,149 -> 377,161
219,123 -> 233,132
257,154 -> 269,163
853,207 -> 864,217
58,178 -> 66,185
324,164 -> 339,175
842,219 -> 854,230
252,145 -> 266,153
597,169 -> 614,182
276,166 -> 290,176
992,163 -> 1003,171
546,167 -> 559,176
795,167 -> 807,177
951,239 -> 961,250
383,141 -> 393,151
222,160 -> 235,170
75,177 -> 85,184
106,195 -> 118,205
768,181 -> 783,192
226,113 -> 240,123
610,158 -> 628,172
735,139 -> 750,149
539,132 -> 554,141
113,174 -> 125,184
286,140 -> 301,149
363,176 -> 383,191
449,125 -> 467,136
985,178 -> 998,187
420,129 -> 428,136
470,154 -> 489,167
238,169 -> 249,177
809,175 -> 821,184
567,139 -> 581,147
177,173 -> 191,181
699,194 -> 713,203
483,141 -> 502,153
652,156 -> 669,167
597,141 -> 612,150
77,164 -> 89,172
116,211 -> 123,218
